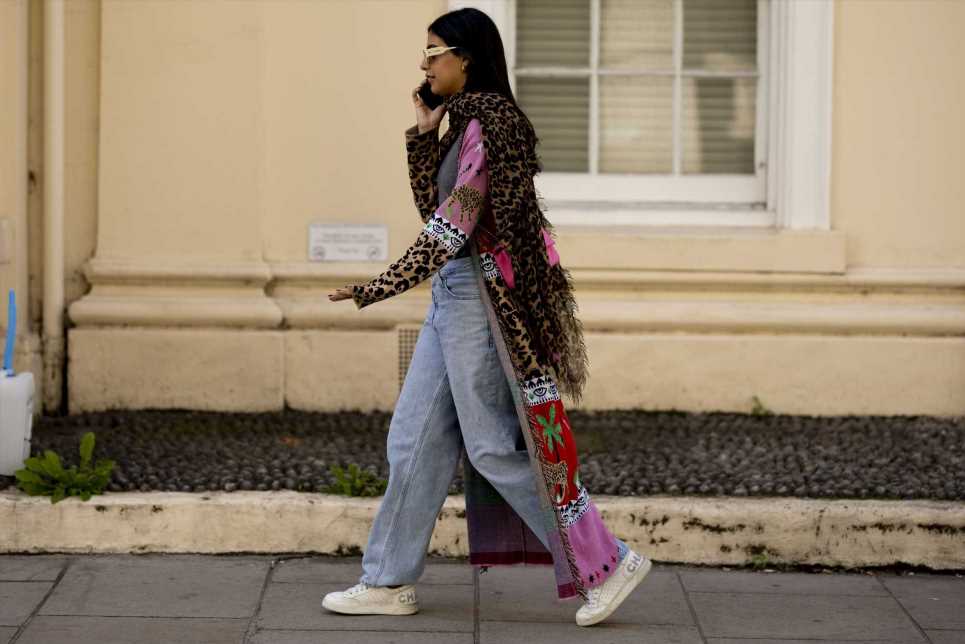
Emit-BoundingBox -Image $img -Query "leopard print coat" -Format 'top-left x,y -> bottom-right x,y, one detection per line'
355,89 -> 589,405
350,90 -> 622,602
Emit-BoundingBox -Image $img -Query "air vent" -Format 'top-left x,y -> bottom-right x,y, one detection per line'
397,325 -> 422,391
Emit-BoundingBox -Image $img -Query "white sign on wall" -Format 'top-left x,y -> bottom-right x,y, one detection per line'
308,223 -> 388,262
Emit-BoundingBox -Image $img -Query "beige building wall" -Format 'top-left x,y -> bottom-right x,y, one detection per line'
2,0 -> 962,417
834,0 -> 964,269
0,0 -> 41,397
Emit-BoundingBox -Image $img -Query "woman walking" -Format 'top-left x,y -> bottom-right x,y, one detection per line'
325,8 -> 652,627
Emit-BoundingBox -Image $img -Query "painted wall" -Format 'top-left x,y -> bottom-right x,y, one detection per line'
833,0 -> 964,269
0,0 -> 961,416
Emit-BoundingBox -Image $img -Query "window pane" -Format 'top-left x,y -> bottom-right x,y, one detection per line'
517,0 -> 590,67
683,0 -> 757,71
681,76 -> 757,173
600,0 -> 673,70
517,77 -> 589,172
600,76 -> 673,173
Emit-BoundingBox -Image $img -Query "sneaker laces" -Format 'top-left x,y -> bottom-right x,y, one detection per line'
583,585 -> 603,609
343,582 -> 371,597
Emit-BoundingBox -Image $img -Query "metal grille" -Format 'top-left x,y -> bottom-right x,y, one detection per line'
397,325 -> 422,391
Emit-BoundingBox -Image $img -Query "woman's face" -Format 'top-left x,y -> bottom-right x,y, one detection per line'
421,31 -> 467,97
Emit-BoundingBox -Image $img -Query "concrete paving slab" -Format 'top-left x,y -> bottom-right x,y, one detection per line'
39,554 -> 269,618
251,631 -> 474,643
476,564 -> 574,623
679,568 -> 888,595
925,631 -> 965,644
689,591 -> 927,641
879,574 -> 965,630
0,581 -> 53,627
480,620 -> 704,643
11,615 -> 246,644
258,581 -> 473,632
707,640 -> 928,644
0,555 -> 69,581
271,555 -> 472,585
2,552 -> 964,643
477,563 -> 694,626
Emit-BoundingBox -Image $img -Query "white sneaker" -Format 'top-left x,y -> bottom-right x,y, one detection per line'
575,550 -> 652,627
321,581 -> 419,615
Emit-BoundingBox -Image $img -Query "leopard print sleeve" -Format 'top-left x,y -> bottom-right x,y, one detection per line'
405,123 -> 440,224
352,118 -> 489,310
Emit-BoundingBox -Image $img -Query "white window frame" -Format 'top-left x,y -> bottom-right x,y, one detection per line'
448,0 -> 833,231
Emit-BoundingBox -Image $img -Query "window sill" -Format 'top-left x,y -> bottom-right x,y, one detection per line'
552,226 -> 846,274
544,205 -> 774,228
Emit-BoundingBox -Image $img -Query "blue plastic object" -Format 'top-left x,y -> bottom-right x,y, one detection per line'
3,289 -> 15,373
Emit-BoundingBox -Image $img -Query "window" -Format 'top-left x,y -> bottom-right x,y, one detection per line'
450,0 -> 833,231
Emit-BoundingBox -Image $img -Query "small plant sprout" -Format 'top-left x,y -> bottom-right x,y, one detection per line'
14,432 -> 115,503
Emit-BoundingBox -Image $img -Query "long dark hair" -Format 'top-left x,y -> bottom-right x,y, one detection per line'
428,8 -> 538,138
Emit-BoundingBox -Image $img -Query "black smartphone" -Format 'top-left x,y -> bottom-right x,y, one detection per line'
418,80 -> 444,110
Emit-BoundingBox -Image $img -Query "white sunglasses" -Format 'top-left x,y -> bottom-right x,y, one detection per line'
422,45 -> 460,61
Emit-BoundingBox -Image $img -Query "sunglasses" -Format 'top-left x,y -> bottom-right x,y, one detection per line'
422,45 -> 460,62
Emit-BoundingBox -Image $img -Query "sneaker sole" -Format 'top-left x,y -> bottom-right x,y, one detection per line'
576,555 -> 652,627
321,595 -> 419,616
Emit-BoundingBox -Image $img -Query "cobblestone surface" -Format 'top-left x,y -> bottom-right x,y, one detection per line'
2,409 -> 963,501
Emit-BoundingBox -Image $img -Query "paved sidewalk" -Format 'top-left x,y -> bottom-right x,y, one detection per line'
1,553 -> 962,643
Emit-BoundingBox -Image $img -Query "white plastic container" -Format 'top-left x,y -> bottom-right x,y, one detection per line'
0,370 -> 34,476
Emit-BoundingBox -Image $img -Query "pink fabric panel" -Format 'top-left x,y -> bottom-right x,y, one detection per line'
439,118 -> 488,236
493,246 -> 515,288
493,228 -> 559,291
564,499 -> 622,589
542,228 -> 560,266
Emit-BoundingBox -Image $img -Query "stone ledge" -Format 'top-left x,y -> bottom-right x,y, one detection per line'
83,257 -> 273,285
68,295 -> 284,328
273,262 -> 965,291
1,490 -> 961,569
276,297 -> 965,336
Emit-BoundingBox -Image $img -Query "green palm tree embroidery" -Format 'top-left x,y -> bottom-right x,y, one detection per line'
537,403 -> 564,454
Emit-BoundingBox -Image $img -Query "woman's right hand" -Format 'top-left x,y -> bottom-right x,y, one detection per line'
412,84 -> 446,134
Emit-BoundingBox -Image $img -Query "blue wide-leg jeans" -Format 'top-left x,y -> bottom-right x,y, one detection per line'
358,255 -> 627,587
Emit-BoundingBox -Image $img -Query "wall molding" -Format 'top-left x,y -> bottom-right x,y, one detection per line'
69,257 -> 281,328
68,256 -> 965,334
83,257 -> 273,286
271,293 -> 965,337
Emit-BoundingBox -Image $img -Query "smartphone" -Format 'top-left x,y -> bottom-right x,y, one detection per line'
418,80 -> 444,110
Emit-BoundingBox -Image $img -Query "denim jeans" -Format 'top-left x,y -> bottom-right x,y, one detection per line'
358,255 -> 628,587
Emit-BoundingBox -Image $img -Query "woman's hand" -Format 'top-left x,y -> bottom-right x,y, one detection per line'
413,84 -> 446,134
328,286 -> 354,302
